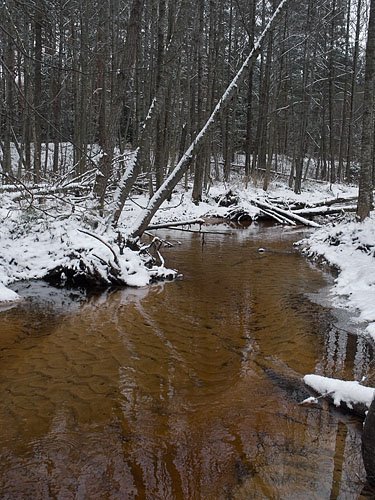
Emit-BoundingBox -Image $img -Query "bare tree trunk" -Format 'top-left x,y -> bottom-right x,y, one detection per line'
2,26 -> 14,175
154,0 -> 167,189
259,31 -> 272,180
192,0 -> 206,203
357,0 -> 375,220
337,0 -> 351,182
244,0 -> 257,180
346,0 -> 362,182
251,0 -> 267,176
294,0 -> 313,194
33,2 -> 43,182
328,0 -> 336,184
362,396 -> 375,485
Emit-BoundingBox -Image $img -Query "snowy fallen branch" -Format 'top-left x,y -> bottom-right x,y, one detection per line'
303,374 -> 375,416
146,218 -> 205,230
252,198 -> 321,227
293,204 -> 357,217
289,195 -> 358,211
78,229 -> 121,270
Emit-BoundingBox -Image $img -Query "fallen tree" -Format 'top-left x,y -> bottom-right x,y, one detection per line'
111,0 -> 291,240
251,198 -> 321,228
293,204 -> 357,217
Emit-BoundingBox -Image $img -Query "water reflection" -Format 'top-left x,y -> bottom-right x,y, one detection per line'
0,225 -> 372,498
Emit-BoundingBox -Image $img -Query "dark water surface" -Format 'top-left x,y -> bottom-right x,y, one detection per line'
0,225 -> 373,499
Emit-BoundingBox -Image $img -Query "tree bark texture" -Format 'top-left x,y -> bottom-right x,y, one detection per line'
357,0 -> 375,221
362,397 -> 375,485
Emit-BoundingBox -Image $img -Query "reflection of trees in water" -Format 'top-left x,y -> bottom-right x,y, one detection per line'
0,407 -> 138,498
1,233 -> 372,497
317,324 -> 374,384
313,322 -> 374,496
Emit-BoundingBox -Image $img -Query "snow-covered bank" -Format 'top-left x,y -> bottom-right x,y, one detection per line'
299,213 -> 375,341
0,174 -> 364,306
0,190 -> 178,300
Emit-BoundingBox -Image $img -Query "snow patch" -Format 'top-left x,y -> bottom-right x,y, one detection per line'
0,282 -> 20,303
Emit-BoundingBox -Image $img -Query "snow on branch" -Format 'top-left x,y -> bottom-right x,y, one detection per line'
303,374 -> 375,411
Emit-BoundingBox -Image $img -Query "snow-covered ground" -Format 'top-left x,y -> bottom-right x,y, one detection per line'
0,188 -> 177,301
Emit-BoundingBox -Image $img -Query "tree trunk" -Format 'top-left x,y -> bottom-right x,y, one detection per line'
33,2 -> 43,182
244,0 -> 257,180
357,0 -> 375,221
154,0 -> 167,190
192,0 -> 206,203
294,0 -> 313,194
328,0 -> 337,185
362,396 -> 375,485
127,0 -> 291,240
337,0 -> 351,182
346,0 -> 362,182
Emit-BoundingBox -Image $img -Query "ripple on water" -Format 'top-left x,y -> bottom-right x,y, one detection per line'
0,226 -> 369,498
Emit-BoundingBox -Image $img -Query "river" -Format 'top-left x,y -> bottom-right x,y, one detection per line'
0,224 -> 373,499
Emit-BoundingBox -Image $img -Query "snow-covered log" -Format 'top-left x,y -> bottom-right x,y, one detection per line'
125,0 -> 290,240
257,206 -> 292,225
303,374 -> 375,417
293,204 -> 357,217
291,195 -> 358,210
146,218 -> 204,230
253,199 -> 321,228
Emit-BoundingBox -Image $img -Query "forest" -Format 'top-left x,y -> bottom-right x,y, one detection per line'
0,0 -> 374,223
1,0 -> 375,496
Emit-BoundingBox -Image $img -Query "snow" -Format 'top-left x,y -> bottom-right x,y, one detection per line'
0,141 -> 372,335
303,374 -> 375,409
0,282 -> 20,303
0,188 -> 177,301
299,213 -> 375,341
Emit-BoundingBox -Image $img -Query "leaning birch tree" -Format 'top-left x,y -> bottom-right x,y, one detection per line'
109,0 -> 192,227
123,0 -> 291,240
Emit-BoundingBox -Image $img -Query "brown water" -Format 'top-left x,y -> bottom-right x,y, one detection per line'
0,225 -> 374,499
